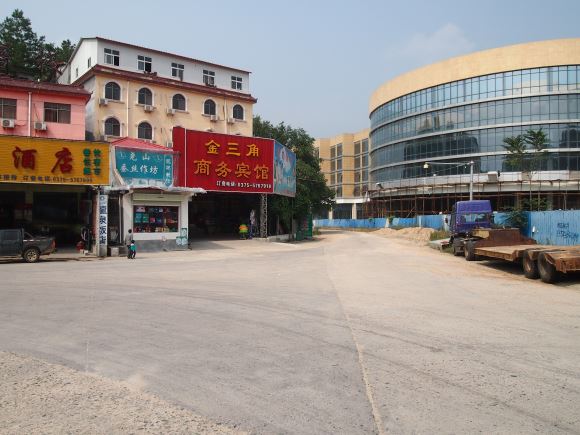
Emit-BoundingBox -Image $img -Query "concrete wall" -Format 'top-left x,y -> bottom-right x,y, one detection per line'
370,38 -> 580,113
0,89 -> 87,140
88,74 -> 253,143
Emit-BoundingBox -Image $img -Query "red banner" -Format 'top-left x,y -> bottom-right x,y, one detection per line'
173,128 -> 274,193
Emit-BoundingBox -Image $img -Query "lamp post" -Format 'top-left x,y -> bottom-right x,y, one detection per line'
423,160 -> 475,201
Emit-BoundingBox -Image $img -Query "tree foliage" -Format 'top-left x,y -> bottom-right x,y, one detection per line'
0,9 -> 75,81
253,116 -> 334,229
502,128 -> 548,173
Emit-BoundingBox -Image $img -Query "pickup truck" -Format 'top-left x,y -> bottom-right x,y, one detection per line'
0,229 -> 56,262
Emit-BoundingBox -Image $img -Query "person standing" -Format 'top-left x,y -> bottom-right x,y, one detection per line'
249,209 -> 256,239
124,229 -> 133,259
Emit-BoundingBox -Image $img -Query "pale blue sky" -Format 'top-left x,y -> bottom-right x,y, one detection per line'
3,0 -> 579,138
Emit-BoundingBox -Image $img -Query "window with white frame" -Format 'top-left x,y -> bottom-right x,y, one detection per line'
231,76 -> 242,90
203,69 -> 215,86
203,99 -> 216,116
104,117 -> 120,136
104,48 -> 120,66
232,104 -> 244,120
105,82 -> 121,100
138,121 -> 152,140
172,94 -> 186,111
138,88 -> 152,105
171,62 -> 184,80
138,55 -> 152,73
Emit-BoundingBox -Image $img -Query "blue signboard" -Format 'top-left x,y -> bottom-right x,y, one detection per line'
115,149 -> 173,187
273,141 -> 296,197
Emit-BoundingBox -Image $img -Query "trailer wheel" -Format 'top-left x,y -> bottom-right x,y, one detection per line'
538,252 -> 560,283
464,241 -> 478,261
523,252 -> 539,279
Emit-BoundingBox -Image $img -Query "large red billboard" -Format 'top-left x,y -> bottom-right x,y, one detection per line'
173,127 -> 274,194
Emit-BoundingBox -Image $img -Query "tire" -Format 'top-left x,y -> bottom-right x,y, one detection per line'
538,252 -> 560,283
452,239 -> 463,256
22,247 -> 40,263
523,252 -> 539,279
464,240 -> 478,261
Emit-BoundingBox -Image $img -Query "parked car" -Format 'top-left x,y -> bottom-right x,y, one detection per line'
0,229 -> 56,263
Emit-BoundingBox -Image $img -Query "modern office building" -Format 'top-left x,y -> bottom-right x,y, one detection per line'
58,37 -> 257,145
314,129 -> 370,219
369,38 -> 580,215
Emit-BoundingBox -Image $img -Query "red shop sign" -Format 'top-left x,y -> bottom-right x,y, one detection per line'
173,128 -> 274,194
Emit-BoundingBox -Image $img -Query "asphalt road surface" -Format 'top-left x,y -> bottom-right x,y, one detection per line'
1,231 -> 579,434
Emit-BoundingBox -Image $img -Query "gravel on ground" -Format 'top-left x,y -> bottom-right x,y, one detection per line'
0,351 -> 245,435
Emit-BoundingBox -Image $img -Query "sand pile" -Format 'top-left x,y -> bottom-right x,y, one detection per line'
373,227 -> 435,244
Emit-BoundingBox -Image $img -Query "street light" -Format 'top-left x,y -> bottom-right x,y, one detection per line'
423,160 -> 475,200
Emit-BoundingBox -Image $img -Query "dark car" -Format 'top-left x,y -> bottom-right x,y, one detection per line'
0,229 -> 56,263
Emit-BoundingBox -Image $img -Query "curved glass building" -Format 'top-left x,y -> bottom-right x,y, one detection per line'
369,39 -> 580,214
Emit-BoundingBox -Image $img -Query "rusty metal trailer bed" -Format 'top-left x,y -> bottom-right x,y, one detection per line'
472,244 -> 580,283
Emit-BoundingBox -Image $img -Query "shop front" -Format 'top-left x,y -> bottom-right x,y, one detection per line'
172,128 -> 296,239
111,138 -> 204,252
0,135 -> 109,248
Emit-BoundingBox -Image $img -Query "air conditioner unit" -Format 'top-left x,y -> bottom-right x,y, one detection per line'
99,98 -> 108,106
1,119 -> 15,128
209,115 -> 218,122
166,108 -> 176,115
34,122 -> 47,131
143,105 -> 154,112
227,117 -> 235,124
166,141 -> 173,148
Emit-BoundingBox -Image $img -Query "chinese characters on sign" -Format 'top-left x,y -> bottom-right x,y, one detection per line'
174,129 -> 275,193
0,137 -> 110,185
115,149 -> 173,187
98,194 -> 108,246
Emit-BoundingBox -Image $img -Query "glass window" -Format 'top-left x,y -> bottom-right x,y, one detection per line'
87,57 -> 91,68
137,55 -> 152,72
337,159 -> 342,170
354,157 -> 360,168
362,139 -> 369,153
204,99 -> 216,116
138,88 -> 152,105
203,69 -> 215,86
231,76 -> 243,90
0,98 -> 16,119
104,48 -> 120,66
172,94 -> 186,111
137,122 -> 152,140
354,141 -> 361,155
171,62 -> 184,80
133,206 -> 178,233
44,102 -> 70,123
105,82 -> 121,100
104,117 -> 120,136
336,144 -> 342,156
232,104 -> 244,120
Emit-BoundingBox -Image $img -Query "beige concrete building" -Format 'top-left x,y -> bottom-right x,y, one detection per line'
369,38 -> 580,215
58,37 -> 257,146
314,128 -> 370,218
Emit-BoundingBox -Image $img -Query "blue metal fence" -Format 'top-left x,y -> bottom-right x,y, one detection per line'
314,210 -> 580,246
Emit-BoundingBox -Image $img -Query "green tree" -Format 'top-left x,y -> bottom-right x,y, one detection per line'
503,128 -> 549,210
253,116 -> 334,231
0,9 -> 75,81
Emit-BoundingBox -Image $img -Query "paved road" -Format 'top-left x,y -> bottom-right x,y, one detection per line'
1,231 -> 580,434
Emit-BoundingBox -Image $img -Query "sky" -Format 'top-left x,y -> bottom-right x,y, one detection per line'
2,0 -> 580,138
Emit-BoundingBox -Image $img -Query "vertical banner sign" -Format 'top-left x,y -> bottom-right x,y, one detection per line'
173,129 -> 274,193
98,194 -> 108,247
273,141 -> 296,197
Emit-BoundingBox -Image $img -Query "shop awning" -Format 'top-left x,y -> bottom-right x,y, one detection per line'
111,137 -> 174,154
106,185 -> 206,195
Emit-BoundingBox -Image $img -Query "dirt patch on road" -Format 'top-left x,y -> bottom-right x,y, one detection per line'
373,227 -> 435,244
0,351 -> 245,435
